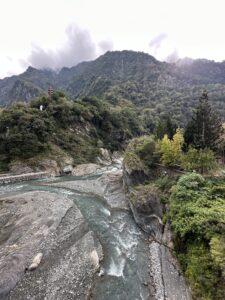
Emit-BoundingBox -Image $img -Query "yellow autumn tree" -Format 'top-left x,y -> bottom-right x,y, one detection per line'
171,128 -> 184,164
160,129 -> 184,166
160,134 -> 173,165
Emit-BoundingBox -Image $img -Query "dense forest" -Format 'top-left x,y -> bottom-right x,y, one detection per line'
1,51 -> 225,126
0,91 -> 144,170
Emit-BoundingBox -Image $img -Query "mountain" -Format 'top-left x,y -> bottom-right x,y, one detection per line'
1,50 -> 225,124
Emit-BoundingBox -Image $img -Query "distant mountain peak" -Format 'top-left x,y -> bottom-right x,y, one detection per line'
1,50 -> 225,114
98,49 -> 158,62
25,66 -> 38,73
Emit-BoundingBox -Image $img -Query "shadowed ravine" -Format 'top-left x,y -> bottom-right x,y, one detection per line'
0,163 -> 191,299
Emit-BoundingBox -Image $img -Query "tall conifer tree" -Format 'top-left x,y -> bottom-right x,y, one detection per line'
184,91 -> 223,150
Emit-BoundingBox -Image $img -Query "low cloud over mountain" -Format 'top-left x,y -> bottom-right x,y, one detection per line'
24,24 -> 113,70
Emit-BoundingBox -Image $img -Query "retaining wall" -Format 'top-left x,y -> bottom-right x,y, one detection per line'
0,172 -> 50,185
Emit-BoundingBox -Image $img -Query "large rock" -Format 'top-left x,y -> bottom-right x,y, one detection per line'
123,158 -> 149,186
0,191 -> 102,299
111,152 -> 123,164
99,148 -> 111,161
38,159 -> 61,175
72,163 -> 101,176
62,165 -> 73,175
96,148 -> 112,166
9,161 -> 34,175
129,185 -> 163,238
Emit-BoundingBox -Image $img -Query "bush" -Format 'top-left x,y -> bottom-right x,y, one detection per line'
124,135 -> 158,173
170,174 -> 225,299
182,242 -> 221,299
210,235 -> 225,274
123,151 -> 148,174
176,172 -> 205,189
211,185 -> 225,197
182,147 -> 217,174
155,175 -> 176,192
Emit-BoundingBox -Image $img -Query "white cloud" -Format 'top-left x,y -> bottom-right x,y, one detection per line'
0,0 -> 225,78
25,24 -> 113,70
26,25 -> 96,70
98,40 -> 114,54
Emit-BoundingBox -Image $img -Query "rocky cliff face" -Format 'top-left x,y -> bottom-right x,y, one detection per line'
0,190 -> 102,300
123,162 -> 192,300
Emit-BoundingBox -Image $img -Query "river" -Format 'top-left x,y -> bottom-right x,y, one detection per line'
0,164 -> 152,299
0,163 -> 192,299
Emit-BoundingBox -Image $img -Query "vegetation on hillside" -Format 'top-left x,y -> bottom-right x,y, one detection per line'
184,91 -> 223,150
124,91 -> 225,299
2,51 -> 225,126
170,173 -> 225,299
0,92 -> 143,170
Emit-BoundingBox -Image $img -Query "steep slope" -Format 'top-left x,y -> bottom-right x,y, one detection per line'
0,67 -> 56,105
1,50 -> 225,124
0,93 -> 143,171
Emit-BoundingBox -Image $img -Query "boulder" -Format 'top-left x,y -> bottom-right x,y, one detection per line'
123,160 -> 149,186
100,148 -> 111,161
62,165 -> 73,175
72,163 -> 101,176
27,253 -> 43,271
129,186 -> 163,238
111,152 -> 123,164
96,148 -> 112,165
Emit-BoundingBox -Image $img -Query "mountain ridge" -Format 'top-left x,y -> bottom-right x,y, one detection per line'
1,50 -> 225,124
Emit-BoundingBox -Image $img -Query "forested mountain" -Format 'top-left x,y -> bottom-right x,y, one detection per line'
1,50 -> 225,124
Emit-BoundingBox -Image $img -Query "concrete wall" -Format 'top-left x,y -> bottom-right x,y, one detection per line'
0,172 -> 50,185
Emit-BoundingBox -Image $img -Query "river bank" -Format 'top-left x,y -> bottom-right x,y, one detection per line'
0,162 -> 191,299
123,163 -> 192,300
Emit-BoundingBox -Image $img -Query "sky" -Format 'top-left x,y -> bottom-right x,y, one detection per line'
1,0 -> 225,78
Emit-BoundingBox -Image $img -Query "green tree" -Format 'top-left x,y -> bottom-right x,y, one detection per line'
184,91 -> 223,151
155,115 -> 177,139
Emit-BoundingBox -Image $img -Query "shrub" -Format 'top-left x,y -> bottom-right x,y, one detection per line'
170,174 -> 225,299
210,235 -> 225,274
123,151 -> 148,174
125,135 -> 158,169
176,172 -> 205,189
182,147 -> 217,174
155,175 -> 176,192
211,185 -> 225,197
183,242 -> 221,299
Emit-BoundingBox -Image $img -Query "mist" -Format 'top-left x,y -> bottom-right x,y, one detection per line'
165,50 -> 179,63
149,33 -> 167,55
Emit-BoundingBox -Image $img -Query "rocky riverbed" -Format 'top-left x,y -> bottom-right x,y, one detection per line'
0,162 -> 191,299
0,189 -> 102,300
